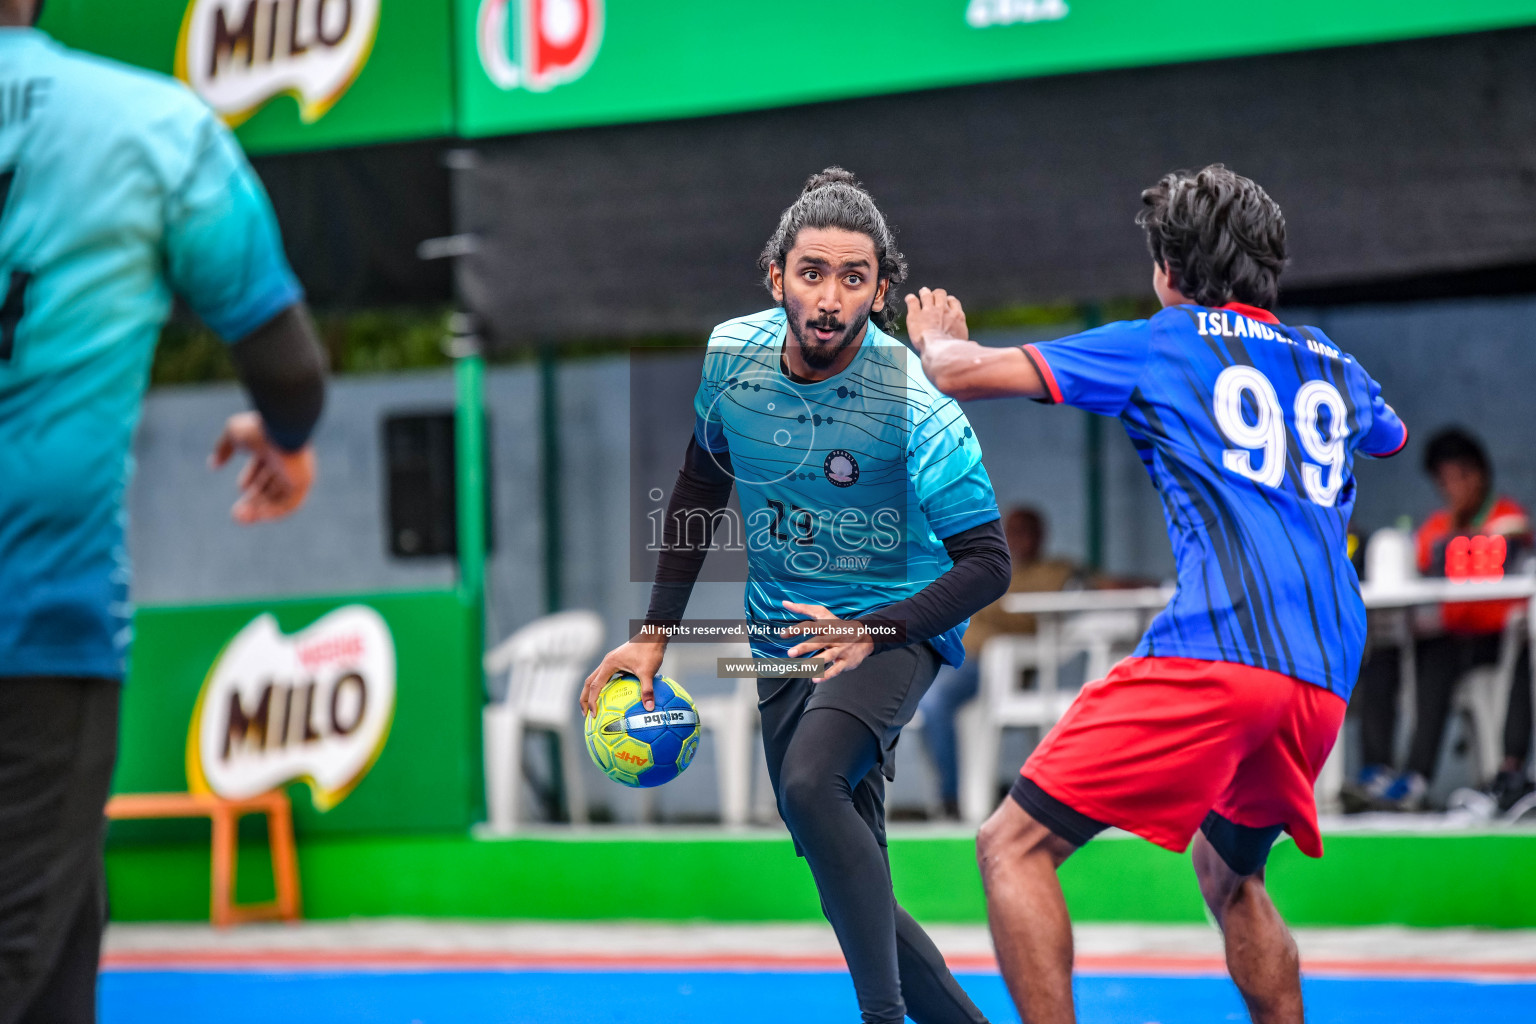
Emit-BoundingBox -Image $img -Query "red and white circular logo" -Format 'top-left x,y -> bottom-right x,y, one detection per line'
477,0 -> 603,92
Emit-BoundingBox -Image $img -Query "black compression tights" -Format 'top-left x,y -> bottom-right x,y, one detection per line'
776,707 -> 989,1024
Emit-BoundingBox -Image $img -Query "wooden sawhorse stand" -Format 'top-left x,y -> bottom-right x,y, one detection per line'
106,791 -> 302,927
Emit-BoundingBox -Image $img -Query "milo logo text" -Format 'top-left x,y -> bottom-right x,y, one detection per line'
176,0 -> 380,125
189,607 -> 396,811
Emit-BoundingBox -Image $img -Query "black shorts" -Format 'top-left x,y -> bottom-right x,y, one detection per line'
758,643 -> 940,848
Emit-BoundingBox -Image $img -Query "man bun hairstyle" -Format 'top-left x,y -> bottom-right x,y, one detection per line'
759,166 -> 908,330
1137,164 -> 1288,309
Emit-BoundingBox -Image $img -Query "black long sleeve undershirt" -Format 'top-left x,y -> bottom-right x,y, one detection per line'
643,437 -> 1013,651
644,436 -> 736,625
229,302 -> 327,453
856,517 -> 1010,653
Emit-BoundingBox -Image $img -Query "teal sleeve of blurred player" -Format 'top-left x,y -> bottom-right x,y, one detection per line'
163,112 -> 302,343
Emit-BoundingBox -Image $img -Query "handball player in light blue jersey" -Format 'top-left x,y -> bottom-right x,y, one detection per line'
0,6 -> 326,1019
583,168 -> 1008,1024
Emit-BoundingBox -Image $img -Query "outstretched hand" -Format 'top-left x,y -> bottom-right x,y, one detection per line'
210,411 -> 315,524
780,600 -> 875,683
900,285 -> 1041,400
904,287 -> 969,354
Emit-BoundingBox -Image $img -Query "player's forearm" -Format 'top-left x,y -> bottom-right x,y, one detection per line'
230,302 -> 327,452
857,517 -> 1011,653
644,437 -> 736,625
918,336 -> 1046,402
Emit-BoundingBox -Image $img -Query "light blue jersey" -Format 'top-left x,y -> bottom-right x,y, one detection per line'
0,29 -> 301,680
694,308 -> 999,667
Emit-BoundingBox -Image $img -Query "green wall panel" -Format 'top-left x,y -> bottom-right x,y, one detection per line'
111,590 -> 483,843
108,830 -> 1536,929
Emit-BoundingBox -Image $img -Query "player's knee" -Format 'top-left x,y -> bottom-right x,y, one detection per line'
974,816 -> 1010,879
1193,842 -> 1244,914
777,761 -> 834,829
975,800 -> 1058,881
1194,813 -> 1281,916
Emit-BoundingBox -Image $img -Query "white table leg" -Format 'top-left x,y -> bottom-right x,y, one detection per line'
1528,597 -> 1536,783
1394,610 -> 1416,768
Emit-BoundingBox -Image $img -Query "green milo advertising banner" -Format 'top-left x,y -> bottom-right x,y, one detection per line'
39,0 -> 454,152
111,591 -> 483,841
39,0 -> 1536,153
452,0 -> 1536,136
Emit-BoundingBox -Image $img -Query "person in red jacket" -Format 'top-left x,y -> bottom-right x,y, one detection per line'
1347,428 -> 1533,812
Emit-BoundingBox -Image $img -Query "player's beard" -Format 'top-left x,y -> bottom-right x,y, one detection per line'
784,295 -> 873,372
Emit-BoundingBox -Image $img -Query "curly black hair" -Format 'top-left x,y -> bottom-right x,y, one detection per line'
1423,427 -> 1491,477
758,167 -> 908,330
1137,164 -> 1288,309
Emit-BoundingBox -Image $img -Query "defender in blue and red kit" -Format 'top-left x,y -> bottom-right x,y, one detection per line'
908,165 -> 1406,1024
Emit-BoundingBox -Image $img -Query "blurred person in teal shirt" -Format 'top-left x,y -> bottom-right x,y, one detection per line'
0,5 -> 326,1019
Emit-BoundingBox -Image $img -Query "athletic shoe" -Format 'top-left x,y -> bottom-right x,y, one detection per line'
1489,769 -> 1536,814
1378,771 -> 1428,812
1340,764 -> 1395,814
1446,787 -> 1498,820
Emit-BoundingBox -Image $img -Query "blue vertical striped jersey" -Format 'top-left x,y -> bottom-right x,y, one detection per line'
694,308 -> 1000,667
0,30 -> 301,680
1025,302 -> 1407,699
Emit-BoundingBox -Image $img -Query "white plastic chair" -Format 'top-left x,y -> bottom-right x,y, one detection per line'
1060,609 -> 1144,685
957,609 -> 1144,824
656,643 -> 759,826
958,634 -> 1081,824
481,610 -> 605,833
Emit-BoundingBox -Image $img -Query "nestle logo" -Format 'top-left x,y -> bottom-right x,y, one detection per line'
297,633 -> 364,670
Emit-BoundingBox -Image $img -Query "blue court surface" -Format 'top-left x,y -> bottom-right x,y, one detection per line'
101,967 -> 1536,1023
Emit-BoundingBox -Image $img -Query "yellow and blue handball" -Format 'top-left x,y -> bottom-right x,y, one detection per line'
584,673 -> 700,787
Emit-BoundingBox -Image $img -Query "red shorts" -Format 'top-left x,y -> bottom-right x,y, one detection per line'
1021,656 -> 1345,858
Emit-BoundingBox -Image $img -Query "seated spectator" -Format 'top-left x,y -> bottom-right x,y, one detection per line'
918,506 -> 1080,819
1346,428 -> 1533,812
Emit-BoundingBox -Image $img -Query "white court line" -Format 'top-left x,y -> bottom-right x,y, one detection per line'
103,920 -> 1536,978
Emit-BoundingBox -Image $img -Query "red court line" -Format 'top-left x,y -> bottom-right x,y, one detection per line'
1076,954 -> 1536,981
100,948 -> 1536,981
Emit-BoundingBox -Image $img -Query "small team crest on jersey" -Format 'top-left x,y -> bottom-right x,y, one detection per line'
824,450 -> 859,487
477,0 -> 603,92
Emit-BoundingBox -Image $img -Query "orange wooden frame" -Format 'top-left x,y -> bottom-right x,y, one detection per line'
106,791 -> 302,927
